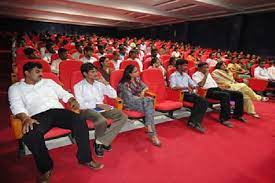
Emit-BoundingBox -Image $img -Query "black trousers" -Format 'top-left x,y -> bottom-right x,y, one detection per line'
22,109 -> 92,174
183,93 -> 208,124
206,87 -> 244,121
268,81 -> 275,88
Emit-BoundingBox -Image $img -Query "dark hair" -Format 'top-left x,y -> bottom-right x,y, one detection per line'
169,57 -> 176,66
119,64 -> 136,83
129,50 -> 136,56
215,62 -> 223,70
84,46 -> 93,53
259,59 -> 266,64
197,62 -> 208,68
99,56 -> 106,68
80,63 -> 97,78
24,48 -> 35,56
175,59 -> 188,68
23,62 -> 42,76
113,51 -> 119,56
151,57 -> 159,66
58,48 -> 67,55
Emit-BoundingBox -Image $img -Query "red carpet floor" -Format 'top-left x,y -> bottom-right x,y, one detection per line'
0,101 -> 275,183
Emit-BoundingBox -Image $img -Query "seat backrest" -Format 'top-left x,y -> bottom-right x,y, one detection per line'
120,60 -> 140,72
70,71 -> 83,94
110,69 -> 124,91
93,61 -> 101,69
188,67 -> 197,77
160,54 -> 171,62
141,69 -> 166,102
248,78 -> 268,92
17,59 -> 51,80
43,72 -> 63,86
143,60 -> 151,70
105,54 -> 114,60
51,53 -> 59,62
59,61 -> 83,91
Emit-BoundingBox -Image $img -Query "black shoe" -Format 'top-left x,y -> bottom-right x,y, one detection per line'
221,120 -> 234,128
103,145 -> 112,152
234,116 -> 248,123
94,142 -> 104,157
187,121 -> 205,134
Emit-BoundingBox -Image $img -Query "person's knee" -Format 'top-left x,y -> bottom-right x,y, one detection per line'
23,126 -> 43,142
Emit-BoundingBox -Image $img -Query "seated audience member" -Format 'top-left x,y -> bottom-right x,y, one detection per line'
118,65 -> 161,146
127,49 -> 143,71
227,57 -> 250,79
72,42 -> 83,60
170,59 -> 208,132
172,60 -> 246,130
98,56 -> 114,82
74,63 -> 128,157
51,48 -> 69,74
112,51 -> 122,70
167,57 -> 177,70
210,62 -> 268,118
43,41 -> 56,63
118,45 -> 126,60
267,60 -> 275,80
171,47 -> 181,58
254,60 -> 275,88
148,57 -> 166,77
8,62 -> 103,183
24,47 -> 40,59
97,45 -> 105,58
206,53 -> 218,67
81,46 -> 97,63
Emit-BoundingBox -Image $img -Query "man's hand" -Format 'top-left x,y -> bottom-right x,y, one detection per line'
22,117 -> 40,134
68,97 -> 80,111
96,104 -> 112,111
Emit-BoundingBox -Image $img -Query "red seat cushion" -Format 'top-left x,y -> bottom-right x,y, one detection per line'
122,110 -> 144,119
206,98 -> 220,104
183,101 -> 194,108
44,127 -> 71,140
155,100 -> 182,111
86,119 -> 112,129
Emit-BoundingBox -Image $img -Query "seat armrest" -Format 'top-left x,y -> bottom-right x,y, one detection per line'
145,91 -> 156,108
10,115 -> 23,139
105,97 -> 124,110
197,87 -> 207,98
166,88 -> 184,101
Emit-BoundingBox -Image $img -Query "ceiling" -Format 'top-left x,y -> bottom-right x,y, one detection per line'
0,0 -> 275,29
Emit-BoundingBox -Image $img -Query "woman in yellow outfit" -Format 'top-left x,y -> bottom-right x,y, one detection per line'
212,62 -> 269,118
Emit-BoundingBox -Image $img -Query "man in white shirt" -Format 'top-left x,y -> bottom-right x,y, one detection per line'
43,42 -> 56,63
127,50 -> 143,71
112,51 -> 122,70
8,62 -> 103,182
80,46 -> 97,64
71,42 -> 83,60
267,60 -> 275,81
206,53 -> 218,67
74,63 -> 127,157
192,62 -> 246,128
51,48 -> 68,74
170,59 -> 208,133
255,60 -> 275,88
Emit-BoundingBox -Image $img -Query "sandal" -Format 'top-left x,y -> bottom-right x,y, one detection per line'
249,113 -> 260,119
261,97 -> 269,102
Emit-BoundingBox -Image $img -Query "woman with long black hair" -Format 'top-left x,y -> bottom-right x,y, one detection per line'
118,65 -> 161,147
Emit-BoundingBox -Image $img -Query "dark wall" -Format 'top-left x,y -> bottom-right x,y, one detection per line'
120,11 -> 275,57
0,17 -> 117,37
